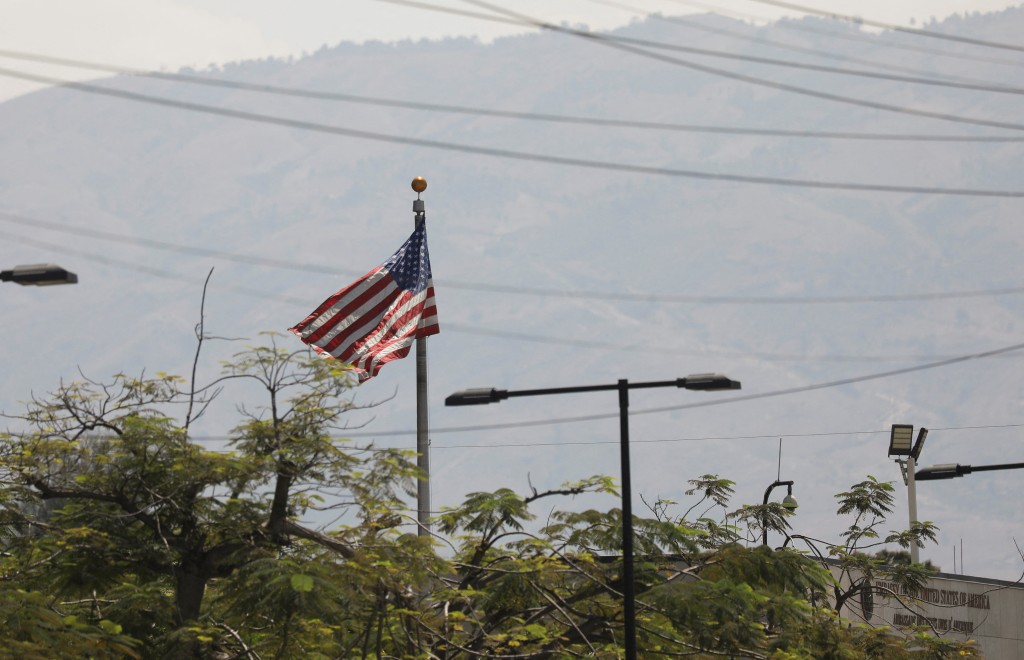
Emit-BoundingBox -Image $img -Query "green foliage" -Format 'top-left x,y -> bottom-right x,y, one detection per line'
0,338 -> 978,658
0,588 -> 139,659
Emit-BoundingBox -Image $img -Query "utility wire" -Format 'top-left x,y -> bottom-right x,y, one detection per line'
184,422 -> 1024,449
13,37 -> 1024,98
388,0 -> 1024,133
5,211 -> 1024,306
429,422 -> 1024,449
467,2 -> 1024,96
343,340 -> 1024,436
6,227 -> 1020,368
3,68 -> 1021,198
8,233 -> 1021,439
665,0 -> 1024,68
740,0 -> 1024,54
2,48 -> 1021,143
591,0 -> 1022,80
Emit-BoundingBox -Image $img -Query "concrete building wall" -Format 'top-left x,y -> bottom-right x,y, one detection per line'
831,568 -> 1024,659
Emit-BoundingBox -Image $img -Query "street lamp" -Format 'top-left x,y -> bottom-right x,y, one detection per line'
1,263 -> 78,286
888,424 -> 928,563
916,461 -> 1024,481
761,480 -> 798,547
446,373 -> 741,660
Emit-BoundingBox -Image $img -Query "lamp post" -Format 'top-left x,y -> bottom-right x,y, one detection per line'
1,263 -> 78,286
887,424 -> 928,563
446,373 -> 741,660
761,480 -> 797,547
916,461 -> 1024,480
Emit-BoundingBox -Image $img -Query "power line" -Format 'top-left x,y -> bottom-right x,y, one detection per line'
428,422 -> 1024,449
740,0 -> 1024,54
441,323 -> 1024,363
183,422 -> 1024,450
592,0 -> 1024,76
342,340 -> 1024,436
3,48 -> 1021,143
7,227 -> 1020,368
665,0 -> 1024,68
404,3 -> 1024,97
3,68 -> 1022,198
389,0 -> 1024,133
5,211 -> 1024,306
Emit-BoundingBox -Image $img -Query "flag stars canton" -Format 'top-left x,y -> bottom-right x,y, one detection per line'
385,225 -> 432,293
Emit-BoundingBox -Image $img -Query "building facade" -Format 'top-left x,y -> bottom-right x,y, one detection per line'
831,567 -> 1024,659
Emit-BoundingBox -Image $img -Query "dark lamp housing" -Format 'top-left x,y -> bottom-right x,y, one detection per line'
1,263 -> 78,286
888,424 -> 914,457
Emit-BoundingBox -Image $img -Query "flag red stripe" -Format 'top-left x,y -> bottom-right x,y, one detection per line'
290,224 -> 438,382
340,289 -> 427,363
290,266 -> 384,334
296,269 -> 394,345
319,284 -> 410,356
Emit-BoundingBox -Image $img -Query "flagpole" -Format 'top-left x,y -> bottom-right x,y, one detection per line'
412,176 -> 431,537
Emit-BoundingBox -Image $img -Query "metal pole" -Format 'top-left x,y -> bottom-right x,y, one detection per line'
761,480 -> 793,547
618,379 -> 637,660
413,180 -> 430,537
907,455 -> 919,563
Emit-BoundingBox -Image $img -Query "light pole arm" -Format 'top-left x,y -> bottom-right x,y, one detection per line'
445,375 -> 741,406
916,461 -> 1024,480
762,480 -> 794,547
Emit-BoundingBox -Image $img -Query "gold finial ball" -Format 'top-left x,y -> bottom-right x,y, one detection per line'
411,177 -> 427,193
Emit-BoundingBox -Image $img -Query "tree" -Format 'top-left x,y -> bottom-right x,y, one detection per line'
1,335 -> 429,656
1,337 -> 979,658
789,477 -> 944,622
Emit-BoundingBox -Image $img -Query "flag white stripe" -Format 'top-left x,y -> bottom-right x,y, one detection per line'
308,280 -> 400,349
342,289 -> 426,360
299,269 -> 388,337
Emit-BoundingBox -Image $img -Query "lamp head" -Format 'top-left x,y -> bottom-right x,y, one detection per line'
679,373 -> 741,391
783,482 -> 798,510
1,263 -> 78,286
915,463 -> 965,481
888,424 -> 914,457
445,388 -> 508,406
911,427 -> 928,461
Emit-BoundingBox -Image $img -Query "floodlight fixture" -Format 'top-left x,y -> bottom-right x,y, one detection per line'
911,427 -> 928,461
888,424 -> 914,457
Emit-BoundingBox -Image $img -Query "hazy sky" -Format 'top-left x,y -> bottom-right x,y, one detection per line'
2,0 -> 1022,102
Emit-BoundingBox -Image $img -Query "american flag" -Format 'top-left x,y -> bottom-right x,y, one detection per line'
289,223 -> 439,382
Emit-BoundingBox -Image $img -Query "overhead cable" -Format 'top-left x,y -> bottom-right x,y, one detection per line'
2,49 -> 1020,143
4,68 -> 1020,197
542,3 -> 1024,95
185,422 -> 1024,449
5,211 -> 1024,306
664,0 -> 1024,68
594,0 -> 1024,73
386,0 -> 1024,133
6,227 -> 1021,368
344,340 -> 1024,436
426,422 -> 1024,450
741,0 -> 1024,54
